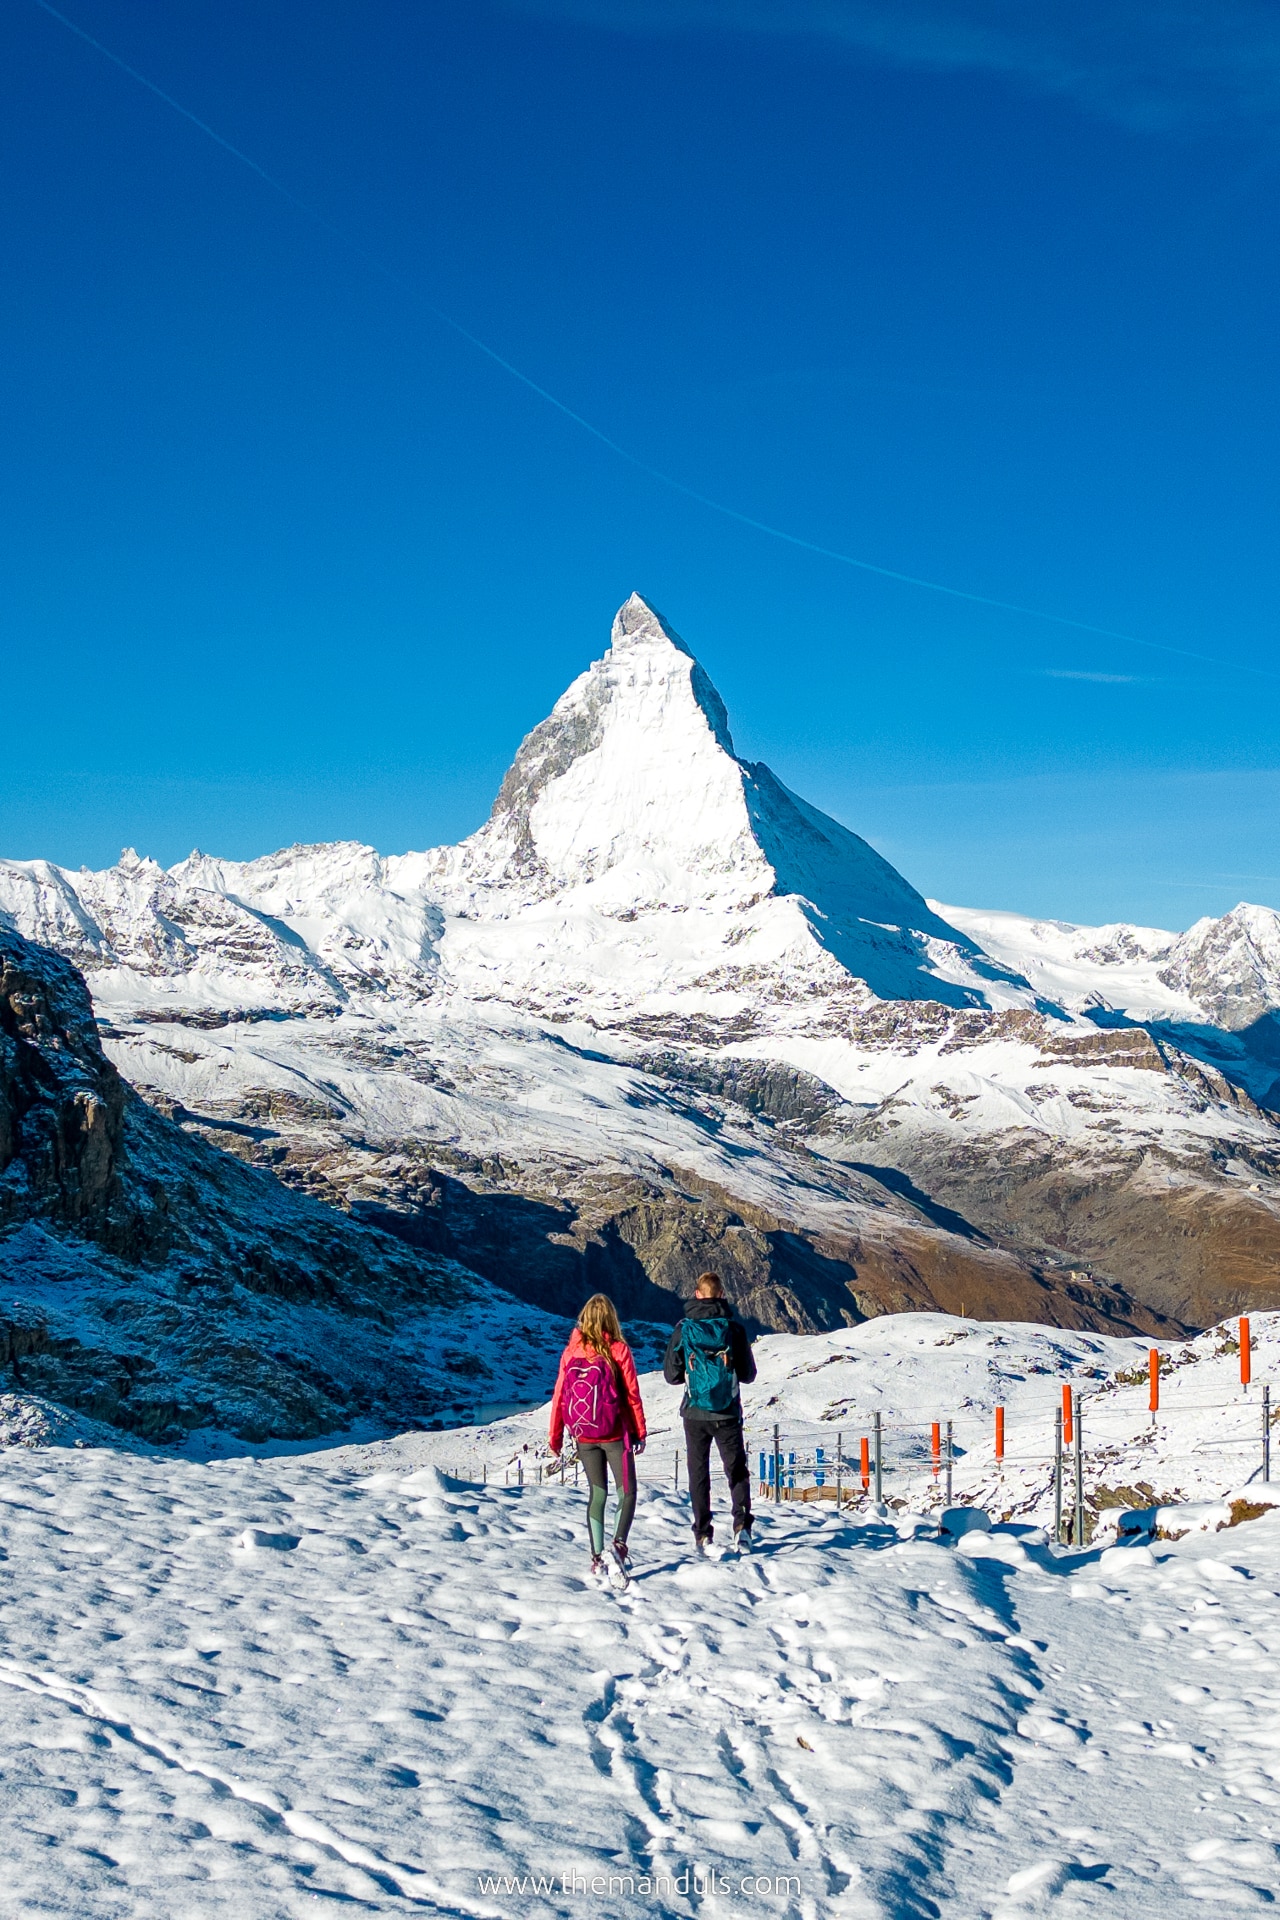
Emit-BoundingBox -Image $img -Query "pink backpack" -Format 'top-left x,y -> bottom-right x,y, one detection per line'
562,1350 -> 623,1443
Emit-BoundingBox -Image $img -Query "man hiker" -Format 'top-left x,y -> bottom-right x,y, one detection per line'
663,1271 -> 757,1555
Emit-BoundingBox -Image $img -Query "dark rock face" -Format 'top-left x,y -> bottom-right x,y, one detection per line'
634,1051 -> 844,1128
827,1015 -> 1280,1332
0,940 -> 126,1232
0,932 -> 566,1444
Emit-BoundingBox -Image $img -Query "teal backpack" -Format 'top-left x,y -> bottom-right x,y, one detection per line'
680,1314 -> 739,1415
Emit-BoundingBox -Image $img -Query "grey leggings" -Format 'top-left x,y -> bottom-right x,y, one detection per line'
578,1439 -> 637,1554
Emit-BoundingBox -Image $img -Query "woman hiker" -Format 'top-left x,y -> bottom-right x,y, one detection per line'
549,1293 -> 647,1588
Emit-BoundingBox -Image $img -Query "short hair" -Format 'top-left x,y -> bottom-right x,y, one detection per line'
694,1271 -> 724,1297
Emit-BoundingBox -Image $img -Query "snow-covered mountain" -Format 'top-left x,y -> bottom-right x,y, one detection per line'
6,593 -> 1280,1341
413,593 -> 1032,1015
938,897 -> 1280,1044
3,597 -> 1029,1021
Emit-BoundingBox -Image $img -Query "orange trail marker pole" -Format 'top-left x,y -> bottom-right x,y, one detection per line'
1149,1348 -> 1159,1415
1062,1383 -> 1073,1447
1241,1317 -> 1252,1388
859,1437 -> 870,1491
931,1422 -> 941,1479
995,1405 -> 1005,1462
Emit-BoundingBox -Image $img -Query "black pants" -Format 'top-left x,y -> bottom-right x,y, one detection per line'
684,1417 -> 752,1541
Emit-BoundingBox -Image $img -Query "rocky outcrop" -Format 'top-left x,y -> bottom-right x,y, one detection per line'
0,937 -> 126,1232
843,1125 -> 1280,1332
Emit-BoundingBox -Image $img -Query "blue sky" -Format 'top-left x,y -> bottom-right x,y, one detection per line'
2,0 -> 1278,926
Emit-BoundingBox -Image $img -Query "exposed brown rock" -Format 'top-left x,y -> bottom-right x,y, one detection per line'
846,1124 -> 1280,1330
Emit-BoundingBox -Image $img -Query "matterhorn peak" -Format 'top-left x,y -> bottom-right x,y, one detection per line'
610,591 -> 692,655
419,595 -> 1027,1011
599,592 -> 735,755
434,594 -> 750,904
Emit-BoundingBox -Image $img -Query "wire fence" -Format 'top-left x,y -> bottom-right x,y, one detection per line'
431,1322 -> 1276,1549
742,1371 -> 1275,1547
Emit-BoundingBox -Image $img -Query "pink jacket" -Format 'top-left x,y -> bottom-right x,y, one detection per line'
549,1329 -> 647,1453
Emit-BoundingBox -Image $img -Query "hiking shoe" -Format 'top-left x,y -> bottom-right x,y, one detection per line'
608,1541 -> 631,1590
590,1554 -> 608,1582
694,1536 -> 710,1559
733,1526 -> 754,1554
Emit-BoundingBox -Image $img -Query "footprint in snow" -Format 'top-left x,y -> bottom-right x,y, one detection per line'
1003,1858 -> 1074,1902
231,1527 -> 300,1553
1015,1711 -> 1087,1748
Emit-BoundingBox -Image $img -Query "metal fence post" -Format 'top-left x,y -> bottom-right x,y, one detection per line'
1264,1383 -> 1271,1484
1053,1406 -> 1063,1544
1073,1391 -> 1084,1548
773,1422 -> 780,1503
945,1420 -> 953,1506
835,1430 -> 843,1513
873,1411 -> 883,1503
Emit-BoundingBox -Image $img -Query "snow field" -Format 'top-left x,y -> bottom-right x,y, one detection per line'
0,1421 -> 1278,1916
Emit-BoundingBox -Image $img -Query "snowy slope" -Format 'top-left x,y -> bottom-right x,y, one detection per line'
1,1313 -> 1278,1915
931,903 -> 1188,1019
938,897 -> 1280,1041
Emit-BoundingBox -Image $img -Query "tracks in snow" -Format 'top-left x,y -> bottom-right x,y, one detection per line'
0,1445 -> 1277,1915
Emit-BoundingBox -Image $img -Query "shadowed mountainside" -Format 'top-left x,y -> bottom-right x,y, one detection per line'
0,931 -> 571,1443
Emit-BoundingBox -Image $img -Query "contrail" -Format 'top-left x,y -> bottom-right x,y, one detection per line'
28,0 -> 1276,683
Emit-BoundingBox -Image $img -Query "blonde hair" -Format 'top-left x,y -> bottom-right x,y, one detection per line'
578,1293 -> 623,1356
694,1271 -> 724,1297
